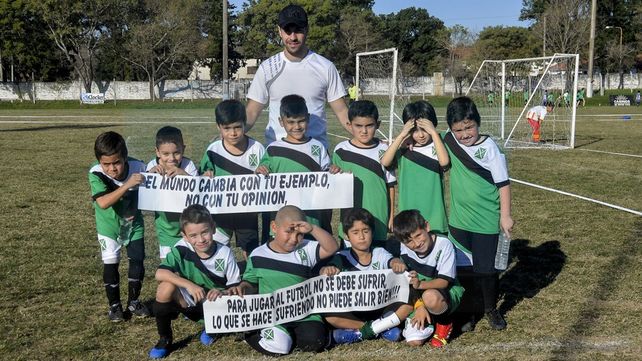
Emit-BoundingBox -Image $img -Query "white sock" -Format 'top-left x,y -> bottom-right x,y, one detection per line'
371,311 -> 401,334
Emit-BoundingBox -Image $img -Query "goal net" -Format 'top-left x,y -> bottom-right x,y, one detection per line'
466,53 -> 579,149
356,48 -> 411,142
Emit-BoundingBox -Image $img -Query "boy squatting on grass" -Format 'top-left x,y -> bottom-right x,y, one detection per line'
228,205 -> 339,356
526,101 -> 554,143
443,96 -> 514,331
200,99 -> 266,259
89,131 -> 150,321
256,94 -> 339,237
390,210 -> 465,347
332,100 -> 396,245
148,204 -> 241,359
146,126 -> 198,260
380,100 -> 450,235
319,208 -> 412,344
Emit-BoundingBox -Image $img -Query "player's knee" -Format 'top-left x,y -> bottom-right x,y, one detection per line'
422,289 -> 445,310
406,339 -> 425,347
155,281 -> 177,302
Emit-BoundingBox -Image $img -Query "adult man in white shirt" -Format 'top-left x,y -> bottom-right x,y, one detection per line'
245,4 -> 351,148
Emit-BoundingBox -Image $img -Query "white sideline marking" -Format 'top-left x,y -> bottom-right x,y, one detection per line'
511,178 -> 642,216
327,132 -> 350,140
577,148 -> 642,158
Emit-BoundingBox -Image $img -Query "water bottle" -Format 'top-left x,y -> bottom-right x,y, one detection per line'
494,231 -> 510,271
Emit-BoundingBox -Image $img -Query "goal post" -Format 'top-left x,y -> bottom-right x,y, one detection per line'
466,53 -> 579,149
356,48 -> 409,142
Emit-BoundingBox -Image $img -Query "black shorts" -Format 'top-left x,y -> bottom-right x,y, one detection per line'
449,225 -> 498,274
214,213 -> 259,253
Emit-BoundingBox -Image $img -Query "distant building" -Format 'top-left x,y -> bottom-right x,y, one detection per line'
188,59 -> 259,81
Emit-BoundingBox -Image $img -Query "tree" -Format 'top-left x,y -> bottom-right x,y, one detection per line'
35,0 -> 122,92
438,25 -> 476,95
334,6 -> 382,77
377,7 -> 446,75
473,26 -> 538,61
199,1 -> 244,81
530,0 -> 590,55
122,0 -> 206,100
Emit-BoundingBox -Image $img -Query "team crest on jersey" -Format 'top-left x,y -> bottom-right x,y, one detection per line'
263,328 -> 274,340
435,250 -> 442,263
249,154 -> 259,167
432,146 -> 437,156
372,261 -> 380,270
311,145 -> 321,158
297,249 -> 308,263
99,238 -> 107,250
215,259 -> 225,272
378,149 -> 385,159
474,147 -> 487,160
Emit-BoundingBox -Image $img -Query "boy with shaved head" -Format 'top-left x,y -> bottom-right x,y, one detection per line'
229,205 -> 339,356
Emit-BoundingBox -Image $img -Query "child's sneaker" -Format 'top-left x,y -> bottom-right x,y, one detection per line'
108,303 -> 124,322
127,300 -> 151,318
199,330 -> 216,346
332,329 -> 362,344
485,309 -> 507,330
429,322 -> 453,348
148,337 -> 171,359
380,327 -> 401,342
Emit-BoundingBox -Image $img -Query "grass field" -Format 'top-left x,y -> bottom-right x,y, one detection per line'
0,101 -> 641,360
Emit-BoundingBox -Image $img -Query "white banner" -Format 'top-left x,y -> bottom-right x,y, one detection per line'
138,172 -> 354,214
203,270 -> 409,333
80,92 -> 105,104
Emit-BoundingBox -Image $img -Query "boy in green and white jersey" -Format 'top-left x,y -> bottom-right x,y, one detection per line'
443,96 -> 513,331
200,99 -> 265,258
229,205 -> 339,356
89,131 -> 149,321
147,126 -> 198,259
256,94 -> 337,234
332,100 -> 396,245
320,208 -> 411,345
148,204 -> 241,359
381,100 -> 449,235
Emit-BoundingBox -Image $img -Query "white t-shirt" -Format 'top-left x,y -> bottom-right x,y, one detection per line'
247,51 -> 346,148
527,105 -> 548,121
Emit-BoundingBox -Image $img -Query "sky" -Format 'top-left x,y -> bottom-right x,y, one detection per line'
228,0 -> 531,33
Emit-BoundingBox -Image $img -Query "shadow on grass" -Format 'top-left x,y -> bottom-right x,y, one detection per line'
572,136 -> 604,148
499,239 -> 566,314
0,124 -> 118,132
452,239 -> 566,336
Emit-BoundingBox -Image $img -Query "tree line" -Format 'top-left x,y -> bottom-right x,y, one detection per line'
0,0 -> 640,98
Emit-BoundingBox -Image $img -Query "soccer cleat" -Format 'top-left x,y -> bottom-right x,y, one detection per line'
460,314 -> 477,333
127,300 -> 151,318
148,337 -> 171,359
332,329 -> 362,344
486,309 -> 507,330
380,327 -> 402,342
199,330 -> 216,346
429,322 -> 453,348
359,320 -> 377,340
108,303 -> 124,322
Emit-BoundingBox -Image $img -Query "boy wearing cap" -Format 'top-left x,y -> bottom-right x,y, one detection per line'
245,4 -> 351,148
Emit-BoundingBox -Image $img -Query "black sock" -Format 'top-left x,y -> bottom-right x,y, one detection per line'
103,263 -> 120,306
479,273 -> 499,313
154,301 -> 178,341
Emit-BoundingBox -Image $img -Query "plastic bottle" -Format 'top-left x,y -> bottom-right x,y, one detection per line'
494,231 -> 510,271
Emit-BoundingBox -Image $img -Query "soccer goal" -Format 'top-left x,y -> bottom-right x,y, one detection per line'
466,53 -> 579,149
356,48 -> 411,142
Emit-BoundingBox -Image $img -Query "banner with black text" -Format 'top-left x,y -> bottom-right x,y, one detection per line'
203,270 -> 409,333
138,172 -> 354,214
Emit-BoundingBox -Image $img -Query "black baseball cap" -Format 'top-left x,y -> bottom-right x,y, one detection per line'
278,4 -> 308,29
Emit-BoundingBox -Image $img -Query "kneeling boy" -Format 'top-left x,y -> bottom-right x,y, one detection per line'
321,208 -> 412,344
148,204 -> 241,359
391,210 -> 464,347
229,205 -> 339,356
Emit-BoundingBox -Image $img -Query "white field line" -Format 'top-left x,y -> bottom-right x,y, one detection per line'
577,148 -> 642,158
511,178 -> 642,216
327,131 -> 350,140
